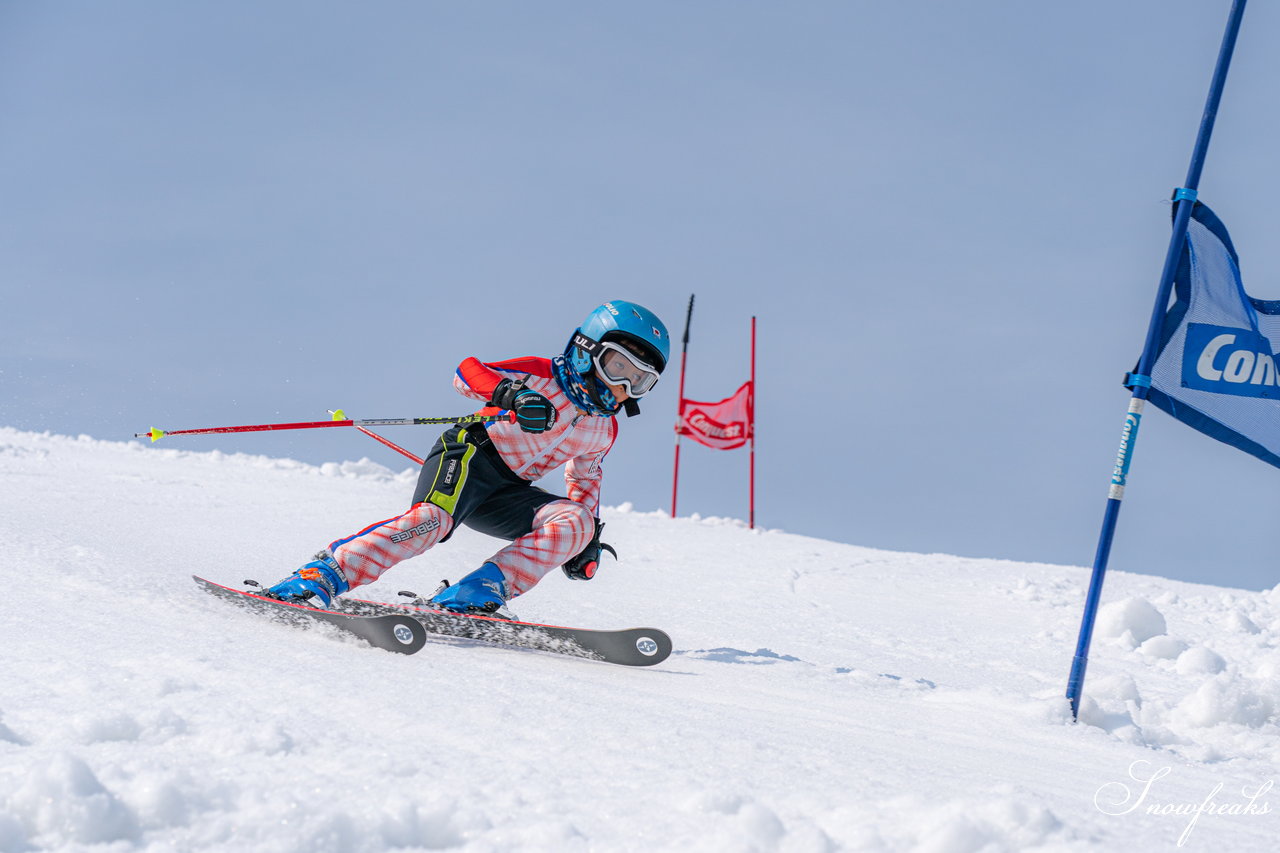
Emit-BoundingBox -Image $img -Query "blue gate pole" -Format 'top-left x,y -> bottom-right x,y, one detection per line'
1065,0 -> 1248,721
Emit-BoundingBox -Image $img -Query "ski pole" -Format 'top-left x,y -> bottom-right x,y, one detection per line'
329,410 -> 426,466
137,411 -> 513,443
353,426 -> 425,465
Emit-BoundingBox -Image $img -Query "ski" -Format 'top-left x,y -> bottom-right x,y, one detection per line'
194,575 -> 427,654
332,592 -> 673,667
193,576 -> 672,666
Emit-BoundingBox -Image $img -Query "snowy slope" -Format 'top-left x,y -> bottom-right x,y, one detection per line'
1,426 -> 1278,852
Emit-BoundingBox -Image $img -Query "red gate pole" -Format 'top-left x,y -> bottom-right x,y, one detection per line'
749,316 -> 757,529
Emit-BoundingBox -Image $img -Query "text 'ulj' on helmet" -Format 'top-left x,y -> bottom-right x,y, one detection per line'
565,301 -> 670,416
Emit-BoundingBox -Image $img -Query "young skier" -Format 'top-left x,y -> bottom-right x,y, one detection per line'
263,301 -> 670,617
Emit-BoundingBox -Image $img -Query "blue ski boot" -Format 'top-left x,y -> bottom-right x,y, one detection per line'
264,552 -> 350,608
429,563 -> 514,618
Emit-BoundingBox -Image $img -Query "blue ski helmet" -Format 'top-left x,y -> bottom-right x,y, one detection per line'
566,301 -> 670,376
563,301 -> 670,415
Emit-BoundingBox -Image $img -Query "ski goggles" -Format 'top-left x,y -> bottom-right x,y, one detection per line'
593,341 -> 661,398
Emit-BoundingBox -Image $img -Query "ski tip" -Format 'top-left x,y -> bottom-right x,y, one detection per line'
148,427 -> 166,442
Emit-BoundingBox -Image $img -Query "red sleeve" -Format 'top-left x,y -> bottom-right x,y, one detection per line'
453,356 -> 555,405
565,418 -> 617,515
455,357 -> 507,400
485,357 -> 554,379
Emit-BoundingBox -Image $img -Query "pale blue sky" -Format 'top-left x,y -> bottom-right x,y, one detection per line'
4,1 -> 1279,590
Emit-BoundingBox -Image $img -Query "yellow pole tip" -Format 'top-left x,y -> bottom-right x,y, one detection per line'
149,427 -> 166,442
331,409 -> 347,421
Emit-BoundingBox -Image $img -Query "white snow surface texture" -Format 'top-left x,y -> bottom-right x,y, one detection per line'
2,427 -> 1279,853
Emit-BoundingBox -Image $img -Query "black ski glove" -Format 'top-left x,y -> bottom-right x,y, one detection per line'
490,377 -> 557,434
562,519 -> 617,580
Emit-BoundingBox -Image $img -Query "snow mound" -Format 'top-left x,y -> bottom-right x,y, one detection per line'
1096,596 -> 1168,645
1177,645 -> 1227,676
906,796 -> 1075,852
1139,635 -> 1187,660
5,753 -> 140,847
1174,675 -> 1276,729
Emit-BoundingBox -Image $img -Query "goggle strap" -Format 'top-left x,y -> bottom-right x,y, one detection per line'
571,333 -> 602,358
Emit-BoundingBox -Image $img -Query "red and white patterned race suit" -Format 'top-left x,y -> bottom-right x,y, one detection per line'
327,357 -> 618,598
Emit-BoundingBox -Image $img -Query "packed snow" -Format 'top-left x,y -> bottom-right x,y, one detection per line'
1,426 -> 1278,852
